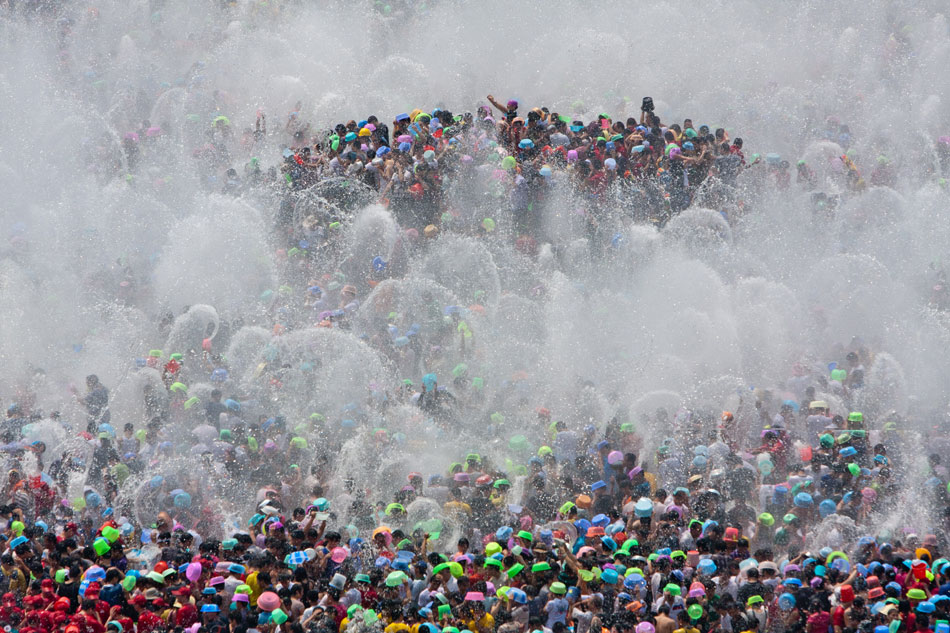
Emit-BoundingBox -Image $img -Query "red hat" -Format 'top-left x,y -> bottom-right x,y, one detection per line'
65,522 -> 78,532
868,587 -> 885,599
724,527 -> 739,542
866,575 -> 881,588
586,526 -> 606,538
839,585 -> 854,603
152,599 -> 168,609
53,598 -> 71,612
130,595 -> 147,606
41,579 -> 54,591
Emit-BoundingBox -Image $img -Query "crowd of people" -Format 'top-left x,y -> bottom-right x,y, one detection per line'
6,6 -> 950,633
2,335 -> 949,633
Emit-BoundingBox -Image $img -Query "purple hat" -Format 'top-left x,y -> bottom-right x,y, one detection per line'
232,593 -> 249,603
506,100 -> 518,109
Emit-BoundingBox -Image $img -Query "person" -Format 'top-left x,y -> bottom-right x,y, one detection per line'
73,374 -> 110,433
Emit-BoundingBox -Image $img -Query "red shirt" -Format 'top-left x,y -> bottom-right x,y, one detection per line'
832,605 -> 846,628
807,611 -> 831,633
138,610 -> 164,633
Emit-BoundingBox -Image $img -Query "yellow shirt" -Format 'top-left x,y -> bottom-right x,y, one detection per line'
385,623 -> 411,633
245,571 -> 261,607
468,614 -> 495,633
673,627 -> 699,633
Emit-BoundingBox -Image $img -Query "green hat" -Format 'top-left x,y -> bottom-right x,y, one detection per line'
847,463 -> 861,477
671,550 -> 686,560
837,432 -> 852,443
783,513 -> 797,524
819,434 -> 834,448
517,530 -> 533,542
355,574 -> 371,583
506,564 -> 524,577
848,412 -> 863,422
531,561 -> 551,573
484,558 -> 503,569
550,582 -> 567,595
908,589 -> 927,601
687,604 -> 704,620
560,501 -> 576,514
747,595 -> 764,606
758,513 -> 775,526
494,479 -> 511,489
664,583 -> 681,596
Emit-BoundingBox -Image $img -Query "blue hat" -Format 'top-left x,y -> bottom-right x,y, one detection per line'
396,113 -> 410,122
597,440 -> 610,450
591,480 -> 607,491
592,514 -> 610,527
624,574 -> 646,589
518,139 -> 534,149
201,604 -> 220,613
344,132 -> 357,142
573,519 -> 591,533
794,492 -> 813,507
376,146 -> 391,157
228,564 -> 245,574
697,559 -> 717,575
496,526 -> 513,541
839,447 -> 858,458
202,588 -> 217,595
918,602 -> 936,614
600,569 -> 619,584
398,142 -> 412,152
886,581 -> 902,594
375,557 -> 391,568
682,142 -> 694,150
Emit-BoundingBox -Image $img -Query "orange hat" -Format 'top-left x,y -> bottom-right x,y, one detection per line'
575,494 -> 592,510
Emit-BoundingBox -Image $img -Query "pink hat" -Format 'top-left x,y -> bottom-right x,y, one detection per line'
567,150 -> 578,164
465,591 -> 485,602
208,576 -> 225,587
453,473 -> 470,483
331,547 -> 348,564
232,593 -> 249,603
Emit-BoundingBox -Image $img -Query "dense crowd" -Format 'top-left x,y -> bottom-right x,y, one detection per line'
5,8 -> 950,633
2,338 -> 949,633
